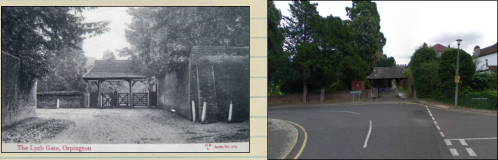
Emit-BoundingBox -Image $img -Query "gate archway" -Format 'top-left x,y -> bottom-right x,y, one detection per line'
82,60 -> 156,108
366,67 -> 408,98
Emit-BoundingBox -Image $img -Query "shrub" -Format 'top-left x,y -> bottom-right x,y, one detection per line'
437,48 -> 475,99
409,45 -> 439,98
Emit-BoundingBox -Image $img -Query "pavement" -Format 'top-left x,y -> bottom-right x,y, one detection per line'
267,118 -> 299,159
268,97 -> 497,159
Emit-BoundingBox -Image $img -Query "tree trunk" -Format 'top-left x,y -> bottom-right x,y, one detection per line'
303,71 -> 307,103
320,87 -> 325,102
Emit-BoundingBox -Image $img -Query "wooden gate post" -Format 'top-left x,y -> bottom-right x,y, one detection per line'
97,80 -> 102,107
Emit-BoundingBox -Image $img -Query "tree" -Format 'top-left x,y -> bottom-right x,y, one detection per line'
283,1 -> 320,103
346,0 -> 386,74
1,7 -> 108,93
102,50 -> 116,60
122,7 -> 249,77
409,45 -> 439,98
268,1 -> 289,95
438,48 -> 475,99
37,42 -> 88,92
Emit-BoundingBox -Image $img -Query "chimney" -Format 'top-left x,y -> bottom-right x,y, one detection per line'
474,45 -> 480,57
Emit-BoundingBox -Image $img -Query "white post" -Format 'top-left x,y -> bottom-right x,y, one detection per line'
57,99 -> 60,109
191,100 -> 196,122
201,101 -> 207,122
228,100 -> 233,122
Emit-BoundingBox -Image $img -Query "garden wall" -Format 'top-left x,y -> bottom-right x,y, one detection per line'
1,52 -> 37,127
37,91 -> 88,108
268,89 -> 370,105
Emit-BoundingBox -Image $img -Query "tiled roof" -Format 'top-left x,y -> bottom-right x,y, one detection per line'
432,44 -> 448,52
82,60 -> 146,80
489,65 -> 497,72
366,67 -> 408,80
478,43 -> 497,57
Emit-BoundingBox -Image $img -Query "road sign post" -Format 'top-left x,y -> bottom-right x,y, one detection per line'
351,91 -> 362,101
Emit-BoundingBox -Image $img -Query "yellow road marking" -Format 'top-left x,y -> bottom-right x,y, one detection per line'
283,120 -> 308,159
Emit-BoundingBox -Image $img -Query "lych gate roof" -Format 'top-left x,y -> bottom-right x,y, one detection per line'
82,60 -> 146,80
366,67 -> 408,80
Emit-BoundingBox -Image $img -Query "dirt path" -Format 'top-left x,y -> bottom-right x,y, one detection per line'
31,108 -> 248,144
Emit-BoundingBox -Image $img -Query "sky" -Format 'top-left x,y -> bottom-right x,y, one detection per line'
274,1 -> 498,65
81,7 -> 132,60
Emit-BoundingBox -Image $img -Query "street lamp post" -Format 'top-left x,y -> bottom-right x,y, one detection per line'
455,39 -> 462,109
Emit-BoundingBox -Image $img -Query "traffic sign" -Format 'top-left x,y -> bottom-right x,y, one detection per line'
350,91 -> 362,94
455,76 -> 460,83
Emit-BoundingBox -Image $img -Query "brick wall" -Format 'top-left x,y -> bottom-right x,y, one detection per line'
157,63 -> 191,120
1,52 -> 37,127
158,46 -> 249,123
268,89 -> 370,105
37,91 -> 87,108
189,46 -> 249,123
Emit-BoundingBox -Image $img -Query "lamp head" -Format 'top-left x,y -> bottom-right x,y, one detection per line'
456,39 -> 462,45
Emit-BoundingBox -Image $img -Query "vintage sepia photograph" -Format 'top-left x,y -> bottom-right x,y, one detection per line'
1,6 -> 249,152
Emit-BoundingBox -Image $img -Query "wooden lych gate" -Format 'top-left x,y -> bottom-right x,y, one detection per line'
82,60 -> 157,108
366,67 -> 408,98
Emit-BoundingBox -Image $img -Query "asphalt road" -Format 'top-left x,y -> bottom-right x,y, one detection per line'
269,103 -> 497,159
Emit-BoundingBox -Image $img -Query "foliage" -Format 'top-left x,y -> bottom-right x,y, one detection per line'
374,56 -> 396,67
1,7 -> 109,88
101,50 -> 116,60
437,48 -> 475,99
281,1 -> 320,100
268,1 -> 290,93
409,45 -> 439,98
121,7 -> 249,77
268,83 -> 285,96
346,0 -> 386,74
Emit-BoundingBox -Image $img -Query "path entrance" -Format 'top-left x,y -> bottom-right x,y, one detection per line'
82,60 -> 157,108
366,67 -> 408,98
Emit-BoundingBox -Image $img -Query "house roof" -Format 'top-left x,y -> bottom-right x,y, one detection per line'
82,60 -> 146,80
489,65 -> 497,72
366,67 -> 408,80
432,44 -> 448,52
478,43 -> 497,57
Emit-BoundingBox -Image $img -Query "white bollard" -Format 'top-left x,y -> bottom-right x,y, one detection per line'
57,99 -> 60,109
228,100 -> 233,122
191,100 -> 196,122
201,101 -> 207,122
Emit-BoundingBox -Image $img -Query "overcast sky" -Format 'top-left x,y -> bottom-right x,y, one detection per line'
274,1 -> 498,65
81,7 -> 132,60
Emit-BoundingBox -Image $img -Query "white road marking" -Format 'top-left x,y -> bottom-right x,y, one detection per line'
318,110 -> 360,115
428,111 -> 433,117
466,148 -> 477,156
434,121 -> 438,125
459,139 -> 468,146
440,132 -> 445,137
436,125 -> 441,130
447,137 -> 497,140
363,120 -> 372,148
444,139 -> 452,145
450,148 -> 459,156
431,117 -> 435,120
